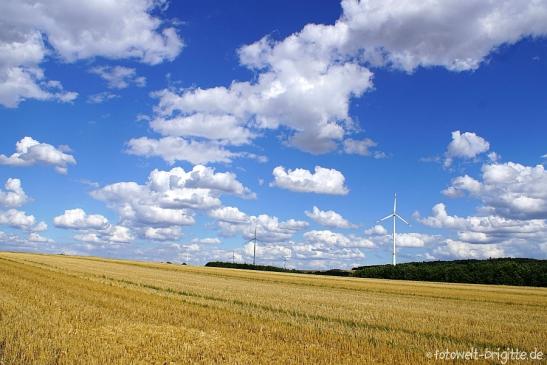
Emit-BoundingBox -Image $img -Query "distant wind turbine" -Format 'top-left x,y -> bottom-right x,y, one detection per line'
245,225 -> 259,265
377,193 -> 410,266
282,249 -> 292,269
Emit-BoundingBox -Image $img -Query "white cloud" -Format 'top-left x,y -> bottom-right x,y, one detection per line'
0,177 -> 47,234
0,137 -> 76,174
442,175 -> 482,197
149,164 -> 255,198
343,138 -> 385,158
394,233 -> 437,248
143,226 -> 182,241
209,206 -> 249,224
191,237 -> 221,245
53,208 -> 109,230
0,0 -> 182,107
91,166 -> 252,234
443,162 -> 547,219
209,206 -> 308,243
433,239 -> 506,260
0,230 -> 54,248
126,136 -> 236,165
87,91 -> 119,104
363,224 -> 438,248
290,241 -> 366,263
418,203 -> 547,248
28,232 -> 54,243
364,224 -> 388,236
74,225 -> 134,245
0,178 -> 29,208
370,231 -> 437,248
340,0 -> 547,72
150,106 -> 254,146
0,209 -> 46,231
91,181 -> 195,228
243,242 -> 292,260
303,230 -> 374,248
444,131 -> 490,167
271,166 -> 349,195
305,206 -> 355,228
89,66 -> 146,89
147,62 -> 372,155
53,207 -> 135,245
132,0 -> 547,159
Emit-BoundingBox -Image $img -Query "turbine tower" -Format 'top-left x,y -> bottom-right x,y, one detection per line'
282,249 -> 292,269
377,193 -> 409,266
245,225 -> 258,265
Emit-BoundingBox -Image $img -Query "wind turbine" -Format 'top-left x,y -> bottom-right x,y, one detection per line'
377,193 -> 409,266
245,225 -> 259,265
282,249 -> 292,269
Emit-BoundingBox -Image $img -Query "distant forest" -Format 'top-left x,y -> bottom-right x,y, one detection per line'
206,258 -> 547,287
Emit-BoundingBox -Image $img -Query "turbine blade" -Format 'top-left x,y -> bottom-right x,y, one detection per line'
393,193 -> 397,213
378,214 -> 394,222
395,214 -> 410,225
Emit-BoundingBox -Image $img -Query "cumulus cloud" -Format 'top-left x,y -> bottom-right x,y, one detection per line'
126,136 -> 236,165
303,230 -> 374,248
53,208 -> 109,230
159,164 -> 255,198
418,203 -> 547,253
53,207 -> 134,245
143,226 -> 183,241
364,224 -> 388,236
150,103 -> 255,146
271,166 -> 349,195
290,242 -> 366,266
0,0 -> 183,107
130,0 -> 547,159
374,231 -> 437,248
343,138 -> 385,158
0,137 -> 76,174
340,0 -> 547,72
0,178 -> 29,208
363,223 -> 438,248
443,162 -> 547,219
432,239 -> 506,260
0,230 -> 54,248
209,206 -> 308,243
216,228 -> 374,268
28,232 -> 54,243
191,237 -> 221,245
444,131 -> 490,167
305,206 -> 355,228
74,225 -> 134,245
89,66 -> 146,89
442,175 -> 482,197
243,241 -> 292,261
0,209 -> 46,231
91,166 -> 253,238
0,177 -> 48,236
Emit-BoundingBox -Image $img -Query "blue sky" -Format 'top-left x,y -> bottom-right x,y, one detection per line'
1,0 -> 546,268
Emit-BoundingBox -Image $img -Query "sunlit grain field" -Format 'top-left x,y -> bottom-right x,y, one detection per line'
1,252 -> 546,364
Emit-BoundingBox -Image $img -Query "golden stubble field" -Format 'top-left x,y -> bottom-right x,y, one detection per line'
0,252 -> 546,364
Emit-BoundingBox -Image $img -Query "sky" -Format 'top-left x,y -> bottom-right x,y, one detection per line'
1,0 -> 546,269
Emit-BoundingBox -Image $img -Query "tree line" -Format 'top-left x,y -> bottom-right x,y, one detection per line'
206,258 -> 547,287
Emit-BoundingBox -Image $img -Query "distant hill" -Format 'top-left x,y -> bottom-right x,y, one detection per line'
352,258 -> 547,287
206,258 -> 547,287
